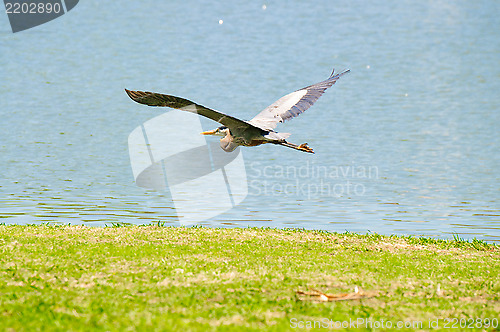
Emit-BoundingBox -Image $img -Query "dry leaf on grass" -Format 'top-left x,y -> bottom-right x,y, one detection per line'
296,287 -> 376,302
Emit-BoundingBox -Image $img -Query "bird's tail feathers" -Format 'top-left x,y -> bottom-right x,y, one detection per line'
278,132 -> 292,140
264,132 -> 291,141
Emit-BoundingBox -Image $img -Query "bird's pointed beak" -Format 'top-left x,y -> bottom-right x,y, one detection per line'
200,129 -> 217,135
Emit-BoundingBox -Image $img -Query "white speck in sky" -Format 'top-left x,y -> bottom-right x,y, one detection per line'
219,19 -> 223,25
366,65 -> 370,69
262,4 -> 267,10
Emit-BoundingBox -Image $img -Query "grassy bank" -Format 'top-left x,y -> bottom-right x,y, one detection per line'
0,225 -> 498,331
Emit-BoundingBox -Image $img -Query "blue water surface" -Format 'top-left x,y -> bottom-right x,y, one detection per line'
0,1 -> 499,242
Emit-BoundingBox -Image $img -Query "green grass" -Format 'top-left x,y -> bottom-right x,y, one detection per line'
0,225 -> 499,331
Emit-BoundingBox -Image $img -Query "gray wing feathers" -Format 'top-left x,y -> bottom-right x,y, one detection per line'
125,89 -> 252,130
249,68 -> 349,130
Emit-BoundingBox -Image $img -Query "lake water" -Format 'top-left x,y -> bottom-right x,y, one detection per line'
1,1 -> 499,242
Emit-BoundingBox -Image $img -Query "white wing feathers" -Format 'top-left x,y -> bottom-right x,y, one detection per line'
248,69 -> 350,131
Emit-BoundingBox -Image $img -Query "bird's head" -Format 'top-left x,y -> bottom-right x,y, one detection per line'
200,126 -> 229,137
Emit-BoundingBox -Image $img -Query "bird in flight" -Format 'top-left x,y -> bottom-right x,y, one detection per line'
125,68 -> 349,154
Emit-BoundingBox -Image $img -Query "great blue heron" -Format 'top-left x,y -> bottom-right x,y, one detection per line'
125,68 -> 349,154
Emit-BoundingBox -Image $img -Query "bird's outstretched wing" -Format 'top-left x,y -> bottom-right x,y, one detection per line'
125,89 -> 252,130
249,68 -> 350,131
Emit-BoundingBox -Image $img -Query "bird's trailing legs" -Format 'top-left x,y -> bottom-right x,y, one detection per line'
278,141 -> 315,154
